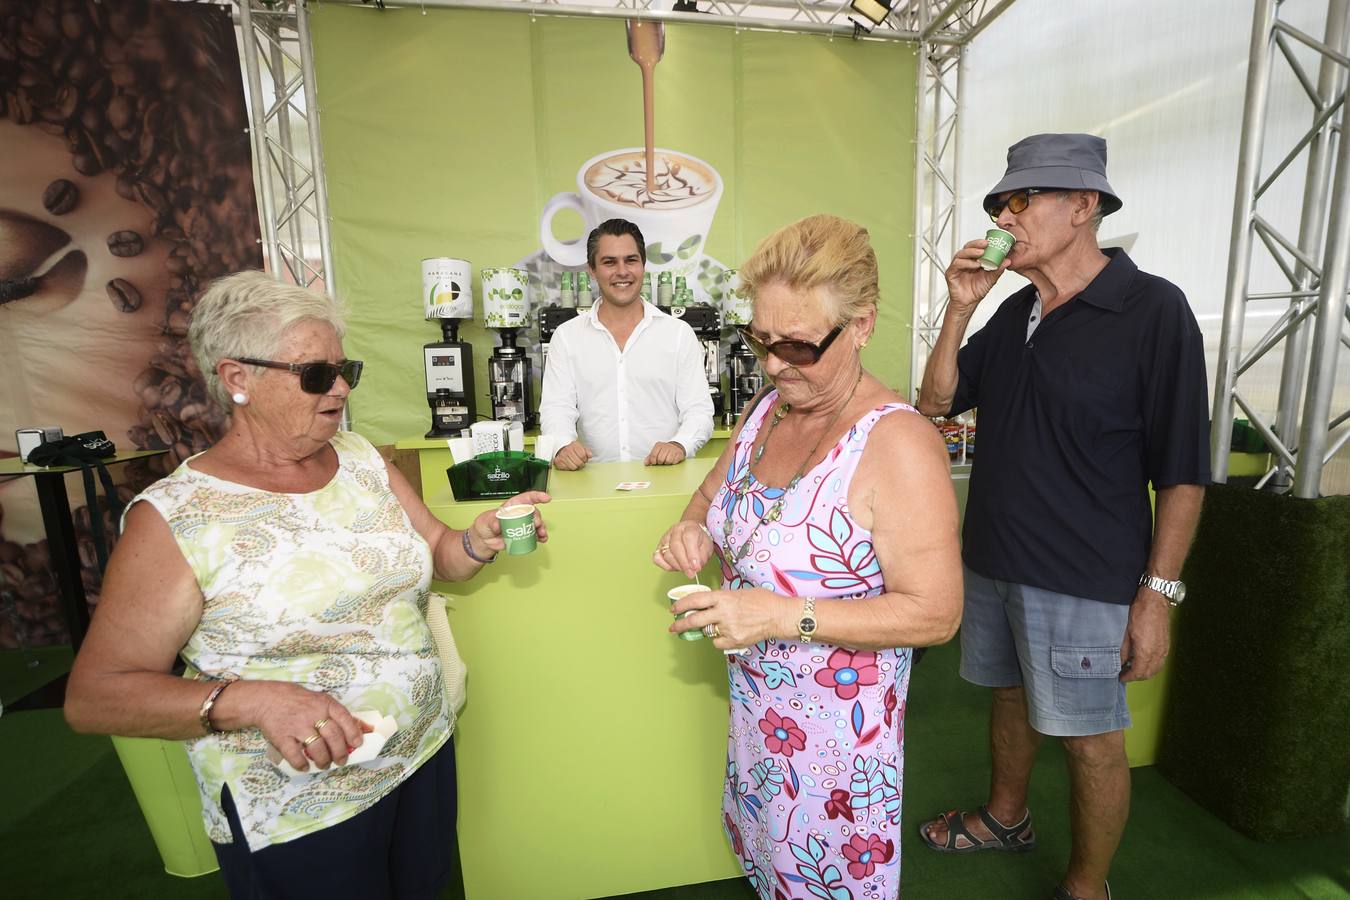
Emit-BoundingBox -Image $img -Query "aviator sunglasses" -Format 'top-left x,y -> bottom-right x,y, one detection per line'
737,322 -> 846,367
984,187 -> 1055,222
235,357 -> 364,393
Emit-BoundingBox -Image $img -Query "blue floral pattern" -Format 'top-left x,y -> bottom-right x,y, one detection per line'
707,393 -> 918,899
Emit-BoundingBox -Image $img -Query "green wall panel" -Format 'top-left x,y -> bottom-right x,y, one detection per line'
309,4 -> 917,444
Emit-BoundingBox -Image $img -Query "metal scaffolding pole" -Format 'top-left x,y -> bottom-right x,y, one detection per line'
1271,1 -> 1348,491
1296,78 -> 1350,496
1213,0 -> 1350,496
904,0 -> 1016,396
234,0 -> 335,291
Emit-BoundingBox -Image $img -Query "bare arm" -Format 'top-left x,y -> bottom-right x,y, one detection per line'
1121,483 -> 1205,682
916,238 -> 1007,417
64,502 -> 367,771
383,458 -> 550,581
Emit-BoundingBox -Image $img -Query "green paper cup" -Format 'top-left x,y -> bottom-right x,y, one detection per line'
979,228 -> 1016,270
668,584 -> 711,641
495,503 -> 537,555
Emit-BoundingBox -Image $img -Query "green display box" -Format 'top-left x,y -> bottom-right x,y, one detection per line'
446,451 -> 549,501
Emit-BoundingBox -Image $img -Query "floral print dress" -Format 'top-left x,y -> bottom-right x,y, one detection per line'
706,392 -> 917,900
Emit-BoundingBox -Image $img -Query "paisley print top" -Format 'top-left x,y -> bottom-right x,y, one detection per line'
131,430 -> 449,850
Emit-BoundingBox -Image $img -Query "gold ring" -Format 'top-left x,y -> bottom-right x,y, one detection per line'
314,718 -> 330,731
658,544 -> 671,553
712,624 -> 722,639
302,733 -> 321,747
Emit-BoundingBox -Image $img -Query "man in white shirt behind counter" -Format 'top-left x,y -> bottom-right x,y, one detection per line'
539,218 -> 714,470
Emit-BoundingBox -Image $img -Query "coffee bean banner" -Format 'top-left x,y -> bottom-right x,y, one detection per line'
0,0 -> 262,648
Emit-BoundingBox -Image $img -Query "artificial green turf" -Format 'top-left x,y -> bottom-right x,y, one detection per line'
0,645 -> 73,706
1159,484 -> 1350,841
2,641 -> 1347,898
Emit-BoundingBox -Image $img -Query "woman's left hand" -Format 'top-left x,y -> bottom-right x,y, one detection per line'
468,491 -> 551,555
668,586 -> 784,651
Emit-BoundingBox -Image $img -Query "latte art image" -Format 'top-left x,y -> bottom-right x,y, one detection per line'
584,152 -> 715,210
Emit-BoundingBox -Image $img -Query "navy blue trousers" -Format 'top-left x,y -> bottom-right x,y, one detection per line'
212,739 -> 457,900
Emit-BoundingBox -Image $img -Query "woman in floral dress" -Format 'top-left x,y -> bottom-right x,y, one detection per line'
656,215 -> 963,899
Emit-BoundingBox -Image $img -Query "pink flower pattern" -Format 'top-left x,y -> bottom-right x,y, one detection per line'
842,833 -> 894,879
814,648 -> 880,700
757,708 -> 807,757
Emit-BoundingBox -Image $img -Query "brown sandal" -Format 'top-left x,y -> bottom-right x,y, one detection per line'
919,805 -> 1036,853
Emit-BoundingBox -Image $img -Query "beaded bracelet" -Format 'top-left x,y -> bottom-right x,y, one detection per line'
462,529 -> 496,564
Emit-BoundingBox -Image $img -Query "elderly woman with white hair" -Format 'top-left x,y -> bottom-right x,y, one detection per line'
65,271 -> 548,898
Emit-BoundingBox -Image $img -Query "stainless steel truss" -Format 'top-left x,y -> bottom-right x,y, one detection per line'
1213,0 -> 1350,497
236,0 -> 336,292
904,0 -> 1016,397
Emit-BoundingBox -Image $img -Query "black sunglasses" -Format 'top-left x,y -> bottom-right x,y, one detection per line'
985,187 -> 1055,221
236,357 -> 364,394
737,323 -> 846,367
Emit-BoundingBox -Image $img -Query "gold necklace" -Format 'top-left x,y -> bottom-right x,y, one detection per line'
722,372 -> 863,565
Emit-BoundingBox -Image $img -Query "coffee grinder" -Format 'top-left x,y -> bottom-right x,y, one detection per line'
422,257 -> 477,437
482,267 -> 536,428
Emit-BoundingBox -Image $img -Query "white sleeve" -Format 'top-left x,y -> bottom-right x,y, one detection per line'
668,322 -> 715,456
538,328 -> 580,445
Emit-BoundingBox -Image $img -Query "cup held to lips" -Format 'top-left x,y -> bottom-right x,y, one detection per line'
667,583 -> 710,641
979,228 -> 1016,271
495,503 -> 537,555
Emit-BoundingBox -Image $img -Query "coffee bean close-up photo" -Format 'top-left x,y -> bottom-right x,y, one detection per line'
0,0 -> 263,647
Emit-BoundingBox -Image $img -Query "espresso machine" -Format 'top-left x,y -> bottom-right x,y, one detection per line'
422,257 -> 477,437
726,332 -> 763,425
663,303 -> 724,422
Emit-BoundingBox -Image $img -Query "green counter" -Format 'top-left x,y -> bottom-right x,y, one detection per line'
406,442 -> 1242,898
422,439 -> 742,899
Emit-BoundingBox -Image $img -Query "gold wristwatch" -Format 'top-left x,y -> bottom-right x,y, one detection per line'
797,597 -> 818,643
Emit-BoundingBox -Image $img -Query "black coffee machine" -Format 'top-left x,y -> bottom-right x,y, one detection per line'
726,333 -> 763,425
424,318 -> 476,438
664,304 -> 724,422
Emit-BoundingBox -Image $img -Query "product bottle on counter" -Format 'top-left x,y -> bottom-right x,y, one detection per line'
640,272 -> 652,304
577,272 -> 593,308
674,275 -> 687,300
559,271 -> 575,308
657,271 -> 673,306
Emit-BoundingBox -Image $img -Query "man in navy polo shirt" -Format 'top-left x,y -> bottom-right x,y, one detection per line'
915,133 -> 1210,900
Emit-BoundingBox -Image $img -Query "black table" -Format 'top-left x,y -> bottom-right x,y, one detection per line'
1,449 -> 168,651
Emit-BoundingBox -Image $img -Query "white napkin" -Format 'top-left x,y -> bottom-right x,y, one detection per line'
533,434 -> 560,465
267,709 -> 399,778
447,437 -> 476,465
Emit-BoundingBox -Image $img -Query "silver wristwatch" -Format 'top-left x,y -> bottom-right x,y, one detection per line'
1139,574 -> 1186,607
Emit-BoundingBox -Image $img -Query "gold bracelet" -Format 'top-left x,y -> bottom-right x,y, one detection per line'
198,674 -> 239,734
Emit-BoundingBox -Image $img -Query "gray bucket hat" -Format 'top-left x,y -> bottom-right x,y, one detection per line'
982,133 -> 1123,217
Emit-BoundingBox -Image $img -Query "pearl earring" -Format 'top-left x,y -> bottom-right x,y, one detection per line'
232,392 -> 248,405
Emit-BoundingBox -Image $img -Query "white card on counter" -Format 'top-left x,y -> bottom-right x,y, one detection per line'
616,481 -> 651,491
268,709 -> 399,778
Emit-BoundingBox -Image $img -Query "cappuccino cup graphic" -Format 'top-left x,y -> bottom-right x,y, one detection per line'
539,147 -> 724,272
